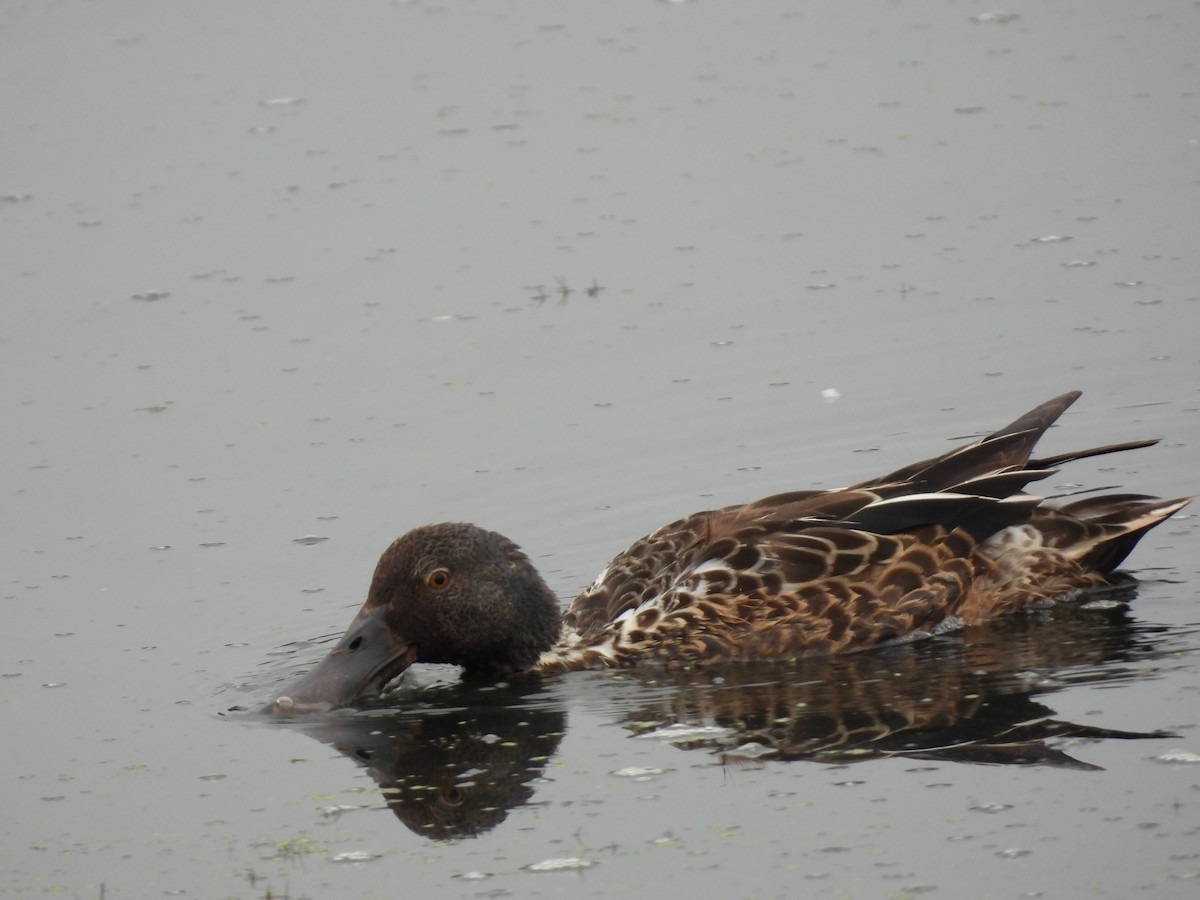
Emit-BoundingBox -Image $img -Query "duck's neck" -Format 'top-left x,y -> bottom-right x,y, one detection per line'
460,565 -> 563,676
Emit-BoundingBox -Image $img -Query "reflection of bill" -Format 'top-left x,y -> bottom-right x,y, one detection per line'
270,600 -> 1175,841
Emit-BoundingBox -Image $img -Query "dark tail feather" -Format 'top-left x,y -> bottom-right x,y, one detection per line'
1032,438 -> 1160,470
855,392 -> 1083,493
991,391 -> 1081,444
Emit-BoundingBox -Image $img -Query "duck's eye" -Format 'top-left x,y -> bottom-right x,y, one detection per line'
427,568 -> 451,590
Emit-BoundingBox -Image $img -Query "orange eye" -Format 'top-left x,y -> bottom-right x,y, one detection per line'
427,569 -> 451,590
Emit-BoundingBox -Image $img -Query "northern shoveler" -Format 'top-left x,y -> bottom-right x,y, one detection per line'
269,391 -> 1190,713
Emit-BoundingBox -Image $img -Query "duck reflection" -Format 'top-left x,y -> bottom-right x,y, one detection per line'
618,604 -> 1174,770
277,599 -> 1176,840
290,681 -> 566,841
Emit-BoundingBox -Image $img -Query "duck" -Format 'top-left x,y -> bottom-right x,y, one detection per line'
269,391 -> 1190,714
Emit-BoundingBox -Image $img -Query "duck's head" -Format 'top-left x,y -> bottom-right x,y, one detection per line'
267,523 -> 562,714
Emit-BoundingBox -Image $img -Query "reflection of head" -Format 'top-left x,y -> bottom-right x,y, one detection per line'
297,683 -> 566,840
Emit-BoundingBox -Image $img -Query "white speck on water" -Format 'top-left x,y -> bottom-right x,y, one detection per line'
634,723 -> 734,742
1031,235 -> 1071,243
610,766 -> 669,780
970,801 -> 1014,814
1081,598 -> 1121,611
1062,260 -> 1095,268
821,387 -> 841,403
319,805 -> 364,818
996,848 -> 1032,858
970,11 -> 1019,24
331,850 -> 382,863
1155,749 -> 1200,764
456,871 -> 491,881
725,741 -> 776,759
526,856 -> 595,872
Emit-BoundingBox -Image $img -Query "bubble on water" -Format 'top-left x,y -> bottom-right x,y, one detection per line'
1031,235 -> 1072,243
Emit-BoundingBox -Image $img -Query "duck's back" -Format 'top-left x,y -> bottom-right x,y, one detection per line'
536,393 -> 1189,671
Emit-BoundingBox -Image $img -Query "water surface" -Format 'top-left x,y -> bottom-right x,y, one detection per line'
2,2 -> 1198,897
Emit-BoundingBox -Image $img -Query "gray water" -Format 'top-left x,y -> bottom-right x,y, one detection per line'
2,2 -> 1198,897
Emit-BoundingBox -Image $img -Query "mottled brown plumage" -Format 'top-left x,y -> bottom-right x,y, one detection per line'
270,391 -> 1190,713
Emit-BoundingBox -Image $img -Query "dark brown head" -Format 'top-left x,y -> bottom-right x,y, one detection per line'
268,524 -> 562,713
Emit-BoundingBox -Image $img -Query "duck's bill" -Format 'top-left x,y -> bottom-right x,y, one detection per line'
264,605 -> 417,715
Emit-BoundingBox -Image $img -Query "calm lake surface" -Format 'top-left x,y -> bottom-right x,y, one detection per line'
2,2 -> 1197,897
